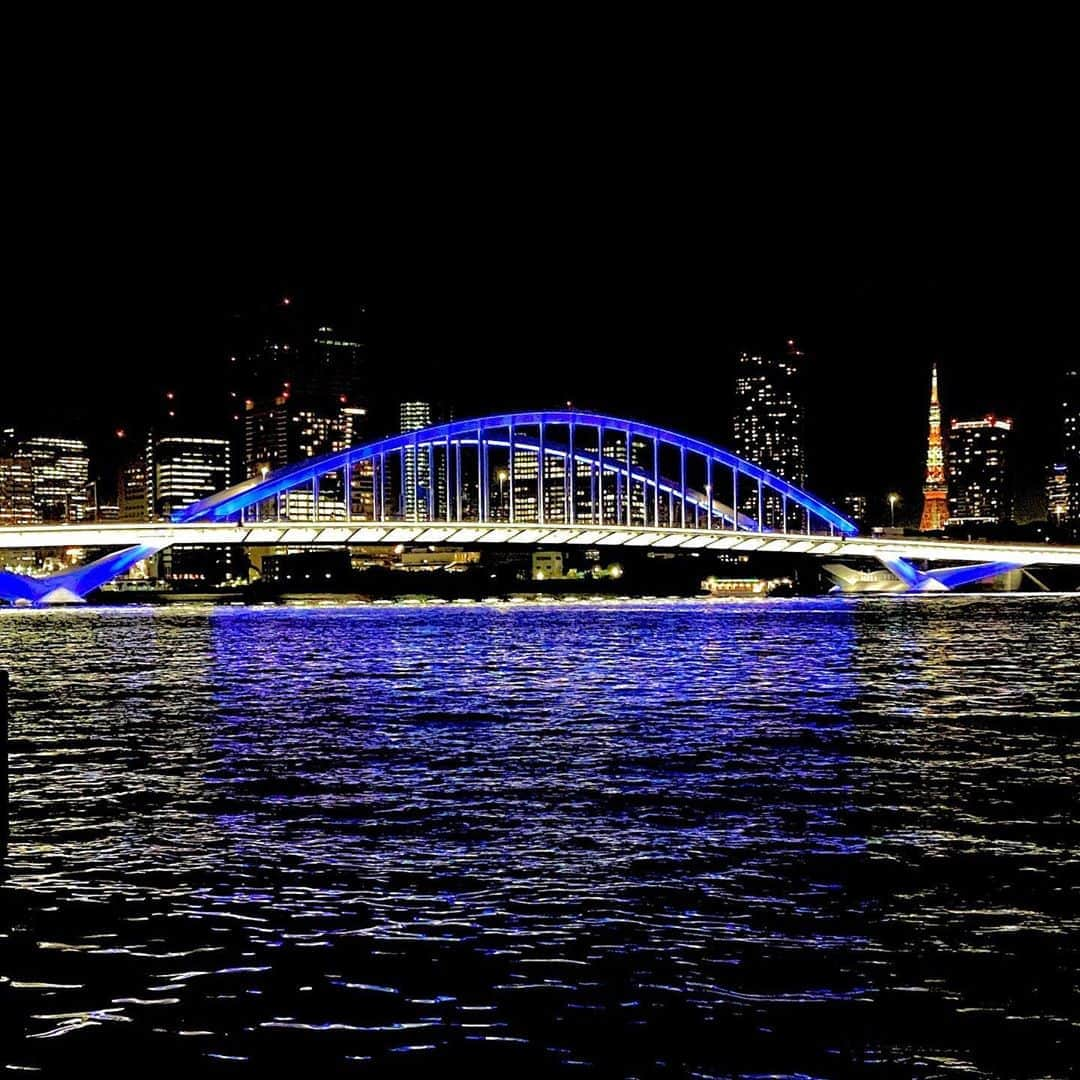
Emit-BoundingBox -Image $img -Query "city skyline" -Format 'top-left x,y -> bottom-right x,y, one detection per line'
1,276 -> 1071,525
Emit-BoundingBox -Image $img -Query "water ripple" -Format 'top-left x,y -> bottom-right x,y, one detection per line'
1,596 -> 1077,1075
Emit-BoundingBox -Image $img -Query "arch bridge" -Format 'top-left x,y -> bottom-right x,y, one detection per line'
2,412 -> 1077,603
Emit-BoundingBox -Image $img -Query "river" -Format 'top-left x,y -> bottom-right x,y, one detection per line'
1,596 -> 1077,1076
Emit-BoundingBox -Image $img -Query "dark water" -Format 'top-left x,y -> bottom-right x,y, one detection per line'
1,597 -> 1077,1077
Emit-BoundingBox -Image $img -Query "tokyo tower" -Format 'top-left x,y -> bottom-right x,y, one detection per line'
919,363 -> 949,531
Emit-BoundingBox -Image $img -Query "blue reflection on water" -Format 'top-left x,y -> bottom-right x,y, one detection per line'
7,597 -> 1074,1075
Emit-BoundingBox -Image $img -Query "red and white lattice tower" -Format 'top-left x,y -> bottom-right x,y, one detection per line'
919,363 -> 949,531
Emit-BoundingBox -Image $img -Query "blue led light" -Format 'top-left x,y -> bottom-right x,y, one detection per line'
176,411 -> 859,535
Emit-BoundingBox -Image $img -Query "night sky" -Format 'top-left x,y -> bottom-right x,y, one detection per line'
3,109 -> 1070,524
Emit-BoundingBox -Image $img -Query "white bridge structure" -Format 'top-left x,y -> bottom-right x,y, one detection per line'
2,411 -> 1079,603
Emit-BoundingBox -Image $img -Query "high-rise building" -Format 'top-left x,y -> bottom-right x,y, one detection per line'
400,401 -> 432,521
947,416 -> 1013,524
227,299 -> 368,522
118,455 -> 150,523
841,493 -> 868,525
17,437 -> 91,523
147,434 -> 231,521
0,455 -> 36,526
243,397 -> 365,519
1046,462 -> 1069,525
1063,368 -> 1079,526
919,364 -> 949,531
732,340 -> 806,528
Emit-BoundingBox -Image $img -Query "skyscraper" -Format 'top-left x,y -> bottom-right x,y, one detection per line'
731,341 -> 806,528
117,455 -> 149,523
947,416 -> 1013,524
1046,462 -> 1069,525
229,301 -> 367,523
17,437 -> 91,523
1064,368 -> 1079,526
0,454 -> 35,526
919,364 -> 949,531
147,434 -> 231,521
400,401 -> 432,521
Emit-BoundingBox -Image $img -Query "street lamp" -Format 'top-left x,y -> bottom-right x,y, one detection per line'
496,468 -> 508,519
889,493 -> 899,527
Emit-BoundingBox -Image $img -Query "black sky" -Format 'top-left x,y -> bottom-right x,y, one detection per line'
2,53 -> 1072,523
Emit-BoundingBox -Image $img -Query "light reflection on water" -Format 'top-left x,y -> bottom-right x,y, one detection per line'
1,596 -> 1077,1076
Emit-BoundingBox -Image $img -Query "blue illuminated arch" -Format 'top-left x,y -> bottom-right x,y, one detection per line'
176,410 -> 858,536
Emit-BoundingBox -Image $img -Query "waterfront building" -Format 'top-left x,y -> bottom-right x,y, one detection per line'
0,455 -> 36,526
732,340 -> 806,528
947,416 -> 1013,524
532,550 -> 564,580
919,364 -> 949,531
17,436 -> 91,522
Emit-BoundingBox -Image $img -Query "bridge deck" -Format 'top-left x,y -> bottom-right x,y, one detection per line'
3,522 -> 1080,567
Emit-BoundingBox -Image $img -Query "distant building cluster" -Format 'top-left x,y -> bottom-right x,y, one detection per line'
913,365 -> 1078,535
914,366 -> 1017,531
2,306 -> 1078,552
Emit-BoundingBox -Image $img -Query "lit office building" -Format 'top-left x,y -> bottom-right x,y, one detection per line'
732,340 -> 807,528
0,455 -> 36,526
144,434 -> 233,586
947,416 -> 1013,524
841,493 -> 868,525
147,435 -> 231,520
17,436 -> 91,523
244,397 -> 365,519
400,401 -> 432,521
229,299 -> 368,520
118,455 -> 150,523
1064,369 -> 1079,525
509,445 -> 567,523
1046,463 -> 1069,525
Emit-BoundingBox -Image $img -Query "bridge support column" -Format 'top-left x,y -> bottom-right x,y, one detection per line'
597,424 -> 604,526
480,429 -> 489,523
428,443 -> 435,521
653,437 -> 660,528
706,458 -> 712,531
538,422 -> 545,526
455,442 -> 462,521
568,423 -> 576,525
508,423 -> 516,524
445,436 -> 452,524
680,446 -> 686,528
